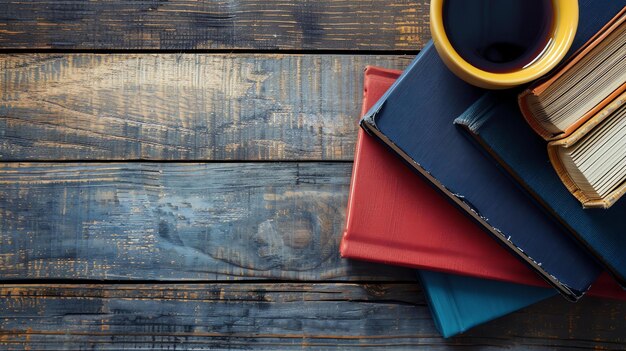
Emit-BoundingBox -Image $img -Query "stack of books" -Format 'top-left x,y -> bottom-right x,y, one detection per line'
340,2 -> 626,337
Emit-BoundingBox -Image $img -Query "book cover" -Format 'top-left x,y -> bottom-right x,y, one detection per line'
358,2 -> 624,300
359,41 -> 599,300
420,269 -> 626,338
454,91 -> 626,289
345,65 -> 626,338
515,8 -> 626,209
341,66 -> 546,288
418,270 -> 556,338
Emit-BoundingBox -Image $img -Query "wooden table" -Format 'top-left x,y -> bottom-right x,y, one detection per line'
0,1 -> 625,349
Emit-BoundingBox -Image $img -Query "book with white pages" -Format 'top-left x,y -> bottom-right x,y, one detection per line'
519,7 -> 626,208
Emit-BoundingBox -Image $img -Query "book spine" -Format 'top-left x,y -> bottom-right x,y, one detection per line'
340,235 -> 440,270
517,91 -> 555,140
416,271 -> 463,338
546,144 -> 594,207
339,66 -> 372,255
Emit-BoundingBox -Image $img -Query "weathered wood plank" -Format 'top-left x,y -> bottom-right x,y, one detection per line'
0,1 -> 430,51
0,162 -> 415,281
0,283 -> 624,350
0,54 -> 412,161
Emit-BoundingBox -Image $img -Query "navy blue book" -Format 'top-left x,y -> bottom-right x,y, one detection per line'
418,271 -> 555,338
359,0 -> 625,299
455,91 -> 626,288
360,42 -> 598,300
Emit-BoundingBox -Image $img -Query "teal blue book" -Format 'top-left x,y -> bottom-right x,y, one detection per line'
418,271 -> 556,338
454,92 -> 626,287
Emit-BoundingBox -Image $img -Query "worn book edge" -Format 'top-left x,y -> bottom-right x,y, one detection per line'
454,93 -> 626,288
361,99 -> 583,300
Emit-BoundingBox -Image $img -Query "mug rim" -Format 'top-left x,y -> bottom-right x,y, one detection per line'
430,0 -> 579,89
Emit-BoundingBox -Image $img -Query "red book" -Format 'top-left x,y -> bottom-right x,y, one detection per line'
341,66 -> 625,300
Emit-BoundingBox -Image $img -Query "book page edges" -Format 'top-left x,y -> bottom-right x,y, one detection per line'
558,83 -> 626,139
518,91 -> 555,140
547,91 -> 626,209
519,6 -> 626,141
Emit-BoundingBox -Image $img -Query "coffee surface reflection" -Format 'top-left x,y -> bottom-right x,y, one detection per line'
443,0 -> 555,73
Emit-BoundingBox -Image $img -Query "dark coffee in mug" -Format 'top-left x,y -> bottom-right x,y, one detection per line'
443,0 -> 555,73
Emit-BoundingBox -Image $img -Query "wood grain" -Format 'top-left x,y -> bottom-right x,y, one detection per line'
0,162 -> 415,281
3,2 -> 624,349
0,283 -> 625,350
0,54 -> 412,161
0,0 -> 430,51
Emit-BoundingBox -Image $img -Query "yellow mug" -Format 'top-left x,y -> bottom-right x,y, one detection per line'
430,0 -> 579,89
